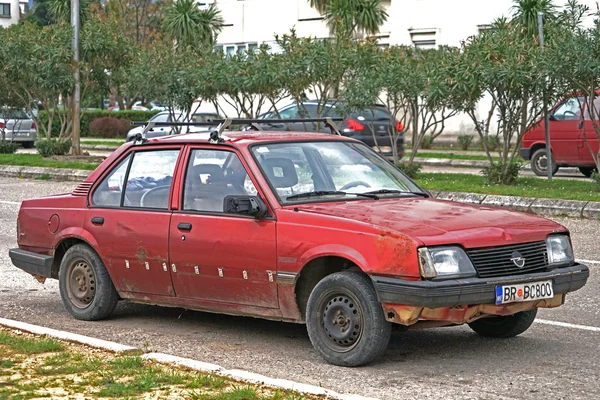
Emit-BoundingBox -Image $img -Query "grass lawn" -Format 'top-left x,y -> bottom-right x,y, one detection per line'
0,154 -> 99,171
416,173 -> 600,202
0,328 -> 307,400
81,140 -> 125,147
413,151 -> 523,163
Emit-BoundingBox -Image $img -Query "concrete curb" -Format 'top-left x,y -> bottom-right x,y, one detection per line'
0,317 -> 376,400
0,165 -> 597,220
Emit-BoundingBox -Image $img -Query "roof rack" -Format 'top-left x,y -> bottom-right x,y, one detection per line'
131,117 -> 343,144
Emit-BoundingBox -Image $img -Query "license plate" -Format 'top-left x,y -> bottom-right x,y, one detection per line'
495,280 -> 553,305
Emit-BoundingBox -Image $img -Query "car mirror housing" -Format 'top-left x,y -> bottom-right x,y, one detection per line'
223,195 -> 268,219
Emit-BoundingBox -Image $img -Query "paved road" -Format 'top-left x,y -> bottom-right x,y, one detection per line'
0,177 -> 598,399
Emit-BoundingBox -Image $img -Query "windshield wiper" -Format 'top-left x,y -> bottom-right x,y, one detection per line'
286,191 -> 347,201
286,190 -> 381,201
361,189 -> 429,198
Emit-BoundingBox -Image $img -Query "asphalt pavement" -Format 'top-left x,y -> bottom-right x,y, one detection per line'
0,177 -> 598,400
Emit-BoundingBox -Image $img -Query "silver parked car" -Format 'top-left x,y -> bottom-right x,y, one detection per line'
126,111 -> 221,142
0,109 -> 37,148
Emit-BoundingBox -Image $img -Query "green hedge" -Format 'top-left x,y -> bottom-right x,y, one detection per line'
37,110 -> 160,138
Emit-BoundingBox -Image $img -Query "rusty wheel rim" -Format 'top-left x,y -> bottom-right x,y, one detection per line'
66,260 -> 96,309
320,293 -> 363,352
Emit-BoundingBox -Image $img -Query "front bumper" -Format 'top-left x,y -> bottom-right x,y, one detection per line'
9,248 -> 54,278
371,264 -> 589,309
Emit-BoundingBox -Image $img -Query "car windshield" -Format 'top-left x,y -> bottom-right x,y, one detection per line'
252,141 -> 424,204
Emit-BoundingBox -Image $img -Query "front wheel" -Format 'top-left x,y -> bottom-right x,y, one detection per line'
530,148 -> 558,176
59,244 -> 119,321
306,271 -> 391,367
468,309 -> 537,338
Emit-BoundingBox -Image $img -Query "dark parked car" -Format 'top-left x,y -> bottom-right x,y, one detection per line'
258,101 -> 404,158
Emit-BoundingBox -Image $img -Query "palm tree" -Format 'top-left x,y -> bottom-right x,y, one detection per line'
511,0 -> 557,36
163,0 -> 224,49
46,0 -> 91,24
309,0 -> 388,39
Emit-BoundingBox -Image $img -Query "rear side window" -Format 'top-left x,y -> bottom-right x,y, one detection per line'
91,150 -> 180,209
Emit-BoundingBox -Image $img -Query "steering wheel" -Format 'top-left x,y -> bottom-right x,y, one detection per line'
140,185 -> 171,208
340,181 -> 371,191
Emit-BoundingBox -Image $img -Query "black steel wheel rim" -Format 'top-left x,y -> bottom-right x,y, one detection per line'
66,259 -> 96,309
320,292 -> 364,352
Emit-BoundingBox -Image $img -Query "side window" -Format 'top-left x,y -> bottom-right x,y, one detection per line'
91,155 -> 132,207
123,150 -> 180,209
298,104 -> 318,118
151,113 -> 169,123
183,149 -> 258,213
278,106 -> 299,120
554,97 -> 583,121
584,96 -> 600,121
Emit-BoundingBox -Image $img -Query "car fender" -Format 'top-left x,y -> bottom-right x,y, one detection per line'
52,227 -> 100,255
296,244 -> 369,272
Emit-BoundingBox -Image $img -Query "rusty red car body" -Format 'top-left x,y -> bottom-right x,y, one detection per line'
9,130 -> 590,366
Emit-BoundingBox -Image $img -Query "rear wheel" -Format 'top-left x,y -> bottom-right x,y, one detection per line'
530,148 -> 558,176
468,309 -> 537,338
59,244 -> 118,321
579,166 -> 598,178
306,271 -> 391,367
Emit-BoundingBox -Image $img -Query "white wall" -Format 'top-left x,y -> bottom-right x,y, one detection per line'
0,0 -> 22,28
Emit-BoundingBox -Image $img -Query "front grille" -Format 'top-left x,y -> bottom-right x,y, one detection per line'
467,241 -> 548,278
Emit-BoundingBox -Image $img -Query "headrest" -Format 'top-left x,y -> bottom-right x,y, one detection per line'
189,164 -> 224,183
262,158 -> 298,188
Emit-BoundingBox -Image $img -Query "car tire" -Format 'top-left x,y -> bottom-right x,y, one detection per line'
22,141 -> 34,149
306,271 -> 392,367
579,167 -> 598,178
530,148 -> 558,176
468,309 -> 537,338
59,244 -> 119,321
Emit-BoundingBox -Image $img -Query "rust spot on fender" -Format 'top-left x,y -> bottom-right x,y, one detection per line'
374,231 -> 416,276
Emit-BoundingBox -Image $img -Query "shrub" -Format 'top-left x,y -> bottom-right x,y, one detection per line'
482,162 -> 522,185
0,141 -> 19,154
37,110 -> 159,138
481,135 -> 500,152
89,117 -> 131,138
457,134 -> 474,151
397,162 -> 422,179
36,139 -> 72,157
592,171 -> 600,188
420,136 -> 434,149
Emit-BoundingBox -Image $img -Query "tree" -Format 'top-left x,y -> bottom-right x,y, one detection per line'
450,19 -> 560,184
46,0 -> 91,24
511,0 -> 557,37
163,0 -> 224,49
309,0 -> 388,39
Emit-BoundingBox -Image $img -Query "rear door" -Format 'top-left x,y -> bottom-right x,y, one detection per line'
87,147 -> 182,296
548,97 -> 583,164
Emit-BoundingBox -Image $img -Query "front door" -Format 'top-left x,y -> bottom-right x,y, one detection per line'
87,148 -> 181,296
168,147 -> 279,308
549,96 -> 584,164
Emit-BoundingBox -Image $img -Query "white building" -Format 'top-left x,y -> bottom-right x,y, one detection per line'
0,0 -> 28,28
210,0 -> 599,134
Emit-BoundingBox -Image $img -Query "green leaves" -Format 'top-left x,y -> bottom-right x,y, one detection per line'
163,0 -> 224,50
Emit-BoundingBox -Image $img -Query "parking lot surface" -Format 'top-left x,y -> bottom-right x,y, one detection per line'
0,177 -> 598,399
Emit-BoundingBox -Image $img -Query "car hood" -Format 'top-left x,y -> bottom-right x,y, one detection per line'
293,197 -> 565,248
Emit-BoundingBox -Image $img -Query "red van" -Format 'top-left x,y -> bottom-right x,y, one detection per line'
520,96 -> 599,177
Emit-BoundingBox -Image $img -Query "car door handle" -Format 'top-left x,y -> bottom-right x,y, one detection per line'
91,217 -> 104,225
177,222 -> 192,231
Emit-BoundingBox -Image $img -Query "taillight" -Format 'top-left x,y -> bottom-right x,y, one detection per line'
346,119 -> 364,131
396,120 -> 404,131
0,122 -> 4,129
31,122 -> 37,129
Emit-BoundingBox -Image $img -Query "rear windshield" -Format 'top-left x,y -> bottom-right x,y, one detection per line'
352,107 -> 391,121
0,110 -> 29,120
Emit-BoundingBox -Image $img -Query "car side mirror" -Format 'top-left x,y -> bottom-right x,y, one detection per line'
223,195 -> 268,218
548,114 -> 556,121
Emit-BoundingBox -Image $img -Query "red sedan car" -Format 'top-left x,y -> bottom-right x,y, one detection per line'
10,120 -> 589,366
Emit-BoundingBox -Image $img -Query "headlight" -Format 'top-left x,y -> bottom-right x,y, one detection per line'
418,246 -> 476,279
546,235 -> 574,267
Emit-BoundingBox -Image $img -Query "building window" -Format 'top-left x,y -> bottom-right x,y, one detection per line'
0,3 -> 11,17
409,29 -> 437,50
221,43 -> 259,56
477,24 -> 493,35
